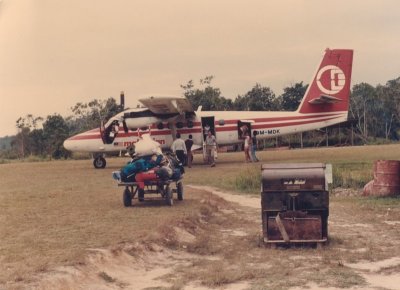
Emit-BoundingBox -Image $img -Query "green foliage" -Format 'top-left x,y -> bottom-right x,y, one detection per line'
68,97 -> 123,134
43,114 -> 70,159
28,129 -> 45,156
277,82 -> 308,111
358,196 -> 400,207
16,114 -> 43,130
181,76 -> 233,111
234,83 -> 278,111
350,79 -> 400,141
3,97 -> 122,161
181,77 -> 280,112
332,163 -> 373,189
0,136 -> 14,151
234,167 -> 261,193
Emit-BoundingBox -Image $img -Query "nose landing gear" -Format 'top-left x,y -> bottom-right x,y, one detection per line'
93,156 -> 107,169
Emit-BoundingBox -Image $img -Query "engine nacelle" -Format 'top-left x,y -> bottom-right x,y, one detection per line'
124,116 -> 159,130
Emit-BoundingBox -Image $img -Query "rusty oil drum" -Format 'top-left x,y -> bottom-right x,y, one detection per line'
372,160 -> 400,196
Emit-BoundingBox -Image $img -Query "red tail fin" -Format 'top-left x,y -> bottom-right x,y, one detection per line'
297,49 -> 353,114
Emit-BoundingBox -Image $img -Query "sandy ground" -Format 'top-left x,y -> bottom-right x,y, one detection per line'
5,185 -> 400,290
189,186 -> 400,290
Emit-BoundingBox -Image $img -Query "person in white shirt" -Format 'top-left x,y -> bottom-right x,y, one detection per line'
243,132 -> 251,162
205,131 -> 217,167
171,133 -> 187,165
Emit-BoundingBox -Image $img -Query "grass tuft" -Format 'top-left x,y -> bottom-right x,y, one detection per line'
98,271 -> 116,283
234,167 -> 261,193
332,162 -> 373,189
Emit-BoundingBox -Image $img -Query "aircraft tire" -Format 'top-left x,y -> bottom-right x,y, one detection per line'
177,182 -> 183,201
165,185 -> 173,206
93,157 -> 106,169
123,188 -> 132,207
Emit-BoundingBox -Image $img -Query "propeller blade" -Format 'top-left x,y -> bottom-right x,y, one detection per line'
122,120 -> 129,133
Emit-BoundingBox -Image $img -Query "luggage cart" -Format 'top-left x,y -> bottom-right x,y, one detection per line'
118,178 -> 183,207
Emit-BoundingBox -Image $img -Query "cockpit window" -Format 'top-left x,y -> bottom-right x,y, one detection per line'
101,120 -> 120,144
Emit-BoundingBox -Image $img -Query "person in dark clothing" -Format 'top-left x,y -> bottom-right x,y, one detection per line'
185,134 -> 194,167
250,130 -> 260,162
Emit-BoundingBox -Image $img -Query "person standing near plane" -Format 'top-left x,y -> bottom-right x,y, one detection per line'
205,131 -> 216,167
250,131 -> 260,162
185,134 -> 194,168
243,132 -> 251,162
171,133 -> 187,165
203,124 -> 210,140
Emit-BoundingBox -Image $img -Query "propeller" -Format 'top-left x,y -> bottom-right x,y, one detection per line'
100,120 -> 107,144
122,120 -> 129,133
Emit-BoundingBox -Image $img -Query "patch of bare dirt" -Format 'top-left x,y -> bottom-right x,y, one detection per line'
6,185 -> 400,290
32,245 -> 205,290
187,185 -> 260,209
331,188 -> 362,197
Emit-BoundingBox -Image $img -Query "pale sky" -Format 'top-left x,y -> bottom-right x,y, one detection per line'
1,0 -> 399,136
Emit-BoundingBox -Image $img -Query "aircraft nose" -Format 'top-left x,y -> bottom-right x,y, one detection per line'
63,138 -> 74,151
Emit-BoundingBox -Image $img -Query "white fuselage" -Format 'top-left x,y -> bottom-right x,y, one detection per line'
64,48 -> 353,159
63,109 -> 347,154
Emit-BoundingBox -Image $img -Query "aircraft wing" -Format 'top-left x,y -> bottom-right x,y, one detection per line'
139,96 -> 194,115
308,95 -> 343,105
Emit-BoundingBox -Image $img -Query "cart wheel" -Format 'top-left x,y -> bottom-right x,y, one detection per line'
165,185 -> 173,206
123,188 -> 132,207
177,182 -> 183,201
138,188 -> 145,202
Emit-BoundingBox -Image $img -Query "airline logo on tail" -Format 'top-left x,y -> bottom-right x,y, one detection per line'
298,48 -> 353,114
317,65 -> 346,95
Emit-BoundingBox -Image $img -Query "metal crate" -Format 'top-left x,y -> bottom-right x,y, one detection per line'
261,163 -> 330,245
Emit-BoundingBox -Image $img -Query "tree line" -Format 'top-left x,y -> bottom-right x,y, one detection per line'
1,76 -> 399,160
1,98 -> 123,159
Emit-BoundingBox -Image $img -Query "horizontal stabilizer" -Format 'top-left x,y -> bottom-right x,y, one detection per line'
308,95 -> 343,105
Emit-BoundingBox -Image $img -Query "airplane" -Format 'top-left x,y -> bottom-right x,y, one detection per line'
64,48 -> 353,168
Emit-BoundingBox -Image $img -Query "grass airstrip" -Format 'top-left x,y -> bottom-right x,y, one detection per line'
1,144 -> 400,289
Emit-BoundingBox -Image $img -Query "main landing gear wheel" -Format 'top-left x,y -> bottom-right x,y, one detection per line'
93,156 -> 106,169
123,188 -> 132,207
138,189 -> 145,202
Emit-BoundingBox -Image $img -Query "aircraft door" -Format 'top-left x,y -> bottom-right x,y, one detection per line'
201,117 -> 215,141
101,120 -> 120,144
201,116 -> 216,162
238,120 -> 252,140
